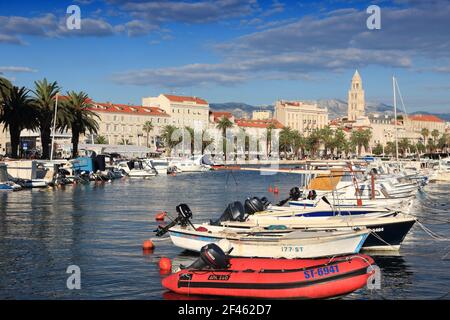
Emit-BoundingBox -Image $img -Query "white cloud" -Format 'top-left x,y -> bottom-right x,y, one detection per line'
0,66 -> 38,73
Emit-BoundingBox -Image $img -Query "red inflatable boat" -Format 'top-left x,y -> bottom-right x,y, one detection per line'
162,253 -> 376,299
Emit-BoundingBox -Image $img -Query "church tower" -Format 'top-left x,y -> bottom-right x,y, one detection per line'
347,70 -> 365,121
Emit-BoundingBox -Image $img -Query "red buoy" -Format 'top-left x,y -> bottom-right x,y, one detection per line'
143,240 -> 154,250
268,185 -> 273,192
155,211 -> 167,221
274,186 -> 279,194
159,257 -> 172,272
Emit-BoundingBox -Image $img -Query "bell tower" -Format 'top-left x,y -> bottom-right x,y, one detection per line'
347,70 -> 365,121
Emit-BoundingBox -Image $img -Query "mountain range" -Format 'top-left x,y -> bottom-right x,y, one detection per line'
210,100 -> 450,121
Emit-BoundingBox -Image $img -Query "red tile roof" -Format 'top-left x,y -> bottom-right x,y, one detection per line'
408,114 -> 444,123
89,103 -> 170,117
235,119 -> 284,129
163,94 -> 208,105
211,111 -> 233,122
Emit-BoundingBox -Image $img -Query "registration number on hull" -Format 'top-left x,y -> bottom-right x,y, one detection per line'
281,246 -> 303,252
304,265 -> 340,279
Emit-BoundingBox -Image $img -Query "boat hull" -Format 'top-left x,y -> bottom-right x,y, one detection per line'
168,228 -> 368,258
162,255 -> 375,299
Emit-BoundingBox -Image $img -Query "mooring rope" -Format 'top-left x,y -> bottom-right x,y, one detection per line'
415,220 -> 450,241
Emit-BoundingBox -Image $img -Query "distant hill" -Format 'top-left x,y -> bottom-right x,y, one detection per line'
210,100 -> 449,122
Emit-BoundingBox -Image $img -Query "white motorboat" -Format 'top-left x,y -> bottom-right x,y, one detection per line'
429,157 -> 450,182
144,158 -> 171,175
169,155 -> 212,173
168,225 -> 369,258
116,160 -> 156,178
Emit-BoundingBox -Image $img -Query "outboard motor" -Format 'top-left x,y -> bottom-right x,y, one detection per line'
260,197 -> 271,209
186,243 -> 230,270
210,201 -> 245,225
244,197 -> 265,214
276,187 -> 302,206
289,187 -> 301,201
155,204 -> 195,236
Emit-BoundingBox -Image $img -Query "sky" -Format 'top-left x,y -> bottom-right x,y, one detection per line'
0,0 -> 450,113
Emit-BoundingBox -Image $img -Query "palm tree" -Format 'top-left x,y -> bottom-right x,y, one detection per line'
385,141 -> 396,157
279,127 -> 293,159
94,135 -> 108,144
61,91 -> 99,158
398,138 -> 410,157
216,116 -> 234,161
290,130 -> 305,159
350,129 -> 372,156
306,129 -> 321,158
265,122 -> 276,156
333,129 -> 347,157
161,125 -> 181,155
431,129 -> 440,144
201,129 -> 214,154
372,143 -> 383,156
184,126 -> 195,155
32,79 -> 60,159
421,128 -> 429,149
318,126 -> 333,156
142,121 -> 154,148
0,86 -> 36,158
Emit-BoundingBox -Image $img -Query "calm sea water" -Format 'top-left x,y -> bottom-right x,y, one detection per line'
0,170 -> 449,300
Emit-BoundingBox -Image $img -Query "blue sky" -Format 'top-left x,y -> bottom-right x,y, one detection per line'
1,0 -> 450,113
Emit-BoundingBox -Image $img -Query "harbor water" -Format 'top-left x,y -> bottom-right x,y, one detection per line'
0,171 -> 449,299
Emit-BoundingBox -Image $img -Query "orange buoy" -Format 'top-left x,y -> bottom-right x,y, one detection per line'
159,257 -> 172,272
274,186 -> 279,194
155,211 -> 167,221
268,185 -> 273,192
143,240 -> 154,250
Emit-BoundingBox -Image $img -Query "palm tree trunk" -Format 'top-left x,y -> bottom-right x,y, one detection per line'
9,127 -> 21,159
72,130 -> 80,159
41,126 -> 51,159
146,133 -> 149,148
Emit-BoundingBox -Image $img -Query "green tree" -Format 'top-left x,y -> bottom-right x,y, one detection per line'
398,138 -> 410,157
201,129 -> 214,154
161,125 -> 181,155
265,122 -> 276,156
215,116 -> 234,161
60,91 -> 99,158
306,129 -> 321,158
318,126 -> 334,156
94,135 -> 108,144
421,128 -> 429,147
415,141 -> 426,154
333,129 -> 347,157
437,133 -> 449,152
142,121 -> 154,148
350,129 -> 372,156
431,129 -> 440,143
279,126 -> 293,159
0,86 -> 36,158
385,141 -> 396,156
291,130 -> 306,159
372,143 -> 383,156
32,79 -> 60,159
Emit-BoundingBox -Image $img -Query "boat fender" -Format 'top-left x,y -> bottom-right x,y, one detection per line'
159,257 -> 172,272
155,211 -> 167,221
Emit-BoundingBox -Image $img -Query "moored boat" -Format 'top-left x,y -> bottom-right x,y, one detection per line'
162,243 -> 376,299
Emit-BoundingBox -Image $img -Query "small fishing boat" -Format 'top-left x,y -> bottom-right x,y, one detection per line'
162,243 -> 376,299
157,205 -> 369,258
